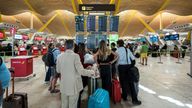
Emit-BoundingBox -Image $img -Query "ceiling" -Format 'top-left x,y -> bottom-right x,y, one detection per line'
0,0 -> 192,37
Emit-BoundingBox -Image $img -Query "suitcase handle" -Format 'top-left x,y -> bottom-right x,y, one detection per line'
5,68 -> 15,99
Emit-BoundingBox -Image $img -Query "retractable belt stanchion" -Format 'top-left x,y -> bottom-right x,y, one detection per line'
158,50 -> 163,64
176,50 -> 182,64
187,31 -> 192,78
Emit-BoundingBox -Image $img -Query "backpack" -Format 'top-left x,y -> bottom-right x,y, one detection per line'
130,66 -> 140,82
42,49 -> 56,66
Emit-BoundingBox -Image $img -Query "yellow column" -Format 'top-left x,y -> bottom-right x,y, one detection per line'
38,14 -> 58,32
160,13 -> 163,30
187,31 -> 191,41
114,0 -> 121,15
136,15 -> 155,32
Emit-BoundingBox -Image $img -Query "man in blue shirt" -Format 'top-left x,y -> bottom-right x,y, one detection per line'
116,40 -> 141,105
49,43 -> 61,93
0,56 -> 11,107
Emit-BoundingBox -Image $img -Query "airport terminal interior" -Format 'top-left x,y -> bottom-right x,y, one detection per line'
0,0 -> 192,108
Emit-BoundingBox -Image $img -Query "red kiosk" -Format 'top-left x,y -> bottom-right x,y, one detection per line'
31,45 -> 39,55
32,36 -> 43,55
18,46 -> 27,56
0,32 -> 3,39
11,56 -> 35,78
41,46 -> 47,55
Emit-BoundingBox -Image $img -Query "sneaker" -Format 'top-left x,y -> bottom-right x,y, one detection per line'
132,100 -> 142,105
50,89 -> 60,93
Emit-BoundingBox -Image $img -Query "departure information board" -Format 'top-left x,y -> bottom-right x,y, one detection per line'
110,16 -> 119,32
98,16 -> 107,32
75,16 -> 84,32
87,16 -> 96,32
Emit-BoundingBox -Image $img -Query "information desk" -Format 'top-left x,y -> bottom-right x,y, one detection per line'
11,56 -> 33,77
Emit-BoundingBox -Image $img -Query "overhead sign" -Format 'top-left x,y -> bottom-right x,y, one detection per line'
14,34 -> 23,39
79,4 -> 115,11
0,23 -> 19,29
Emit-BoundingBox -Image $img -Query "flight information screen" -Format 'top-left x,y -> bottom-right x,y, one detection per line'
109,16 -> 119,32
75,16 -> 84,32
98,16 -> 107,32
87,16 -> 96,32
164,34 -> 179,41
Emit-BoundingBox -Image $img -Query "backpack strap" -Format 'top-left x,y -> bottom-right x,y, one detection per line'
124,47 -> 128,64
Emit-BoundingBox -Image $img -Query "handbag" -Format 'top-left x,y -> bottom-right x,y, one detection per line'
84,53 -> 95,64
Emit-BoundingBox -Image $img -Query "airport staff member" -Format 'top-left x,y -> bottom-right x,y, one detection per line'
0,56 -> 11,107
56,40 -> 95,108
116,40 -> 141,105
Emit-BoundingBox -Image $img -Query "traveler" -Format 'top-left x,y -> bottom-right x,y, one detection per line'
161,43 -> 168,56
44,43 -> 54,84
140,41 -> 149,65
111,42 -> 117,52
110,42 -> 117,77
0,56 -> 11,107
49,43 -> 61,93
77,43 -> 92,108
56,40 -> 96,108
116,39 -> 141,105
94,40 -> 118,95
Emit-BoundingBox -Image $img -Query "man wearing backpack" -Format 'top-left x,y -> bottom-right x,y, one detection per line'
49,43 -> 61,93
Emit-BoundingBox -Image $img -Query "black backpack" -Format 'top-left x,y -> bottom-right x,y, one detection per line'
130,66 -> 140,82
42,49 -> 56,66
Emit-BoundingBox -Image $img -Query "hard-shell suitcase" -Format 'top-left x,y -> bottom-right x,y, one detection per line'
14,92 -> 28,108
112,78 -> 121,104
3,68 -> 28,108
88,88 -> 110,108
3,94 -> 23,108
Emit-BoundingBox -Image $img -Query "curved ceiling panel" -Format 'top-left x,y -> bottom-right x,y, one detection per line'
0,0 -> 192,15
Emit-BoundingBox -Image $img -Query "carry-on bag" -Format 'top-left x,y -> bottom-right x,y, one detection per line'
3,68 -> 28,108
88,88 -> 110,108
112,78 -> 121,104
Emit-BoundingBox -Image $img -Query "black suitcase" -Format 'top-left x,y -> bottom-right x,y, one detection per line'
14,92 -> 28,108
3,68 -> 28,108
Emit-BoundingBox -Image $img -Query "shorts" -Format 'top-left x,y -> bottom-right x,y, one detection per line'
50,66 -> 60,78
141,53 -> 148,58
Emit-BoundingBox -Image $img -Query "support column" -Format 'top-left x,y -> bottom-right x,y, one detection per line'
187,31 -> 192,77
30,12 -> 33,29
160,13 -> 163,30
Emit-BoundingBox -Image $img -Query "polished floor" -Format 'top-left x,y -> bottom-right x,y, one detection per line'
4,55 -> 192,108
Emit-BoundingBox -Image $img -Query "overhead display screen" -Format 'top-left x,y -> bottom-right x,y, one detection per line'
110,16 -> 119,32
75,16 -> 84,32
87,16 -> 96,32
76,34 -> 84,44
79,4 -> 115,11
98,16 -> 107,32
150,35 -> 158,43
87,34 -> 96,50
164,34 -> 179,41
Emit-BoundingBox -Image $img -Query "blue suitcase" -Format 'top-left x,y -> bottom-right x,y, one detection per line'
88,88 -> 110,108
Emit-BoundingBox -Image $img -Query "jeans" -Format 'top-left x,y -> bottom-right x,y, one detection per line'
0,89 -> 4,107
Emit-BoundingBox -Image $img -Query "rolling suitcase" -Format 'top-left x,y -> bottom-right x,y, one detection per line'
3,68 -> 28,108
14,92 -> 28,108
112,78 -> 121,104
88,88 -> 110,108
